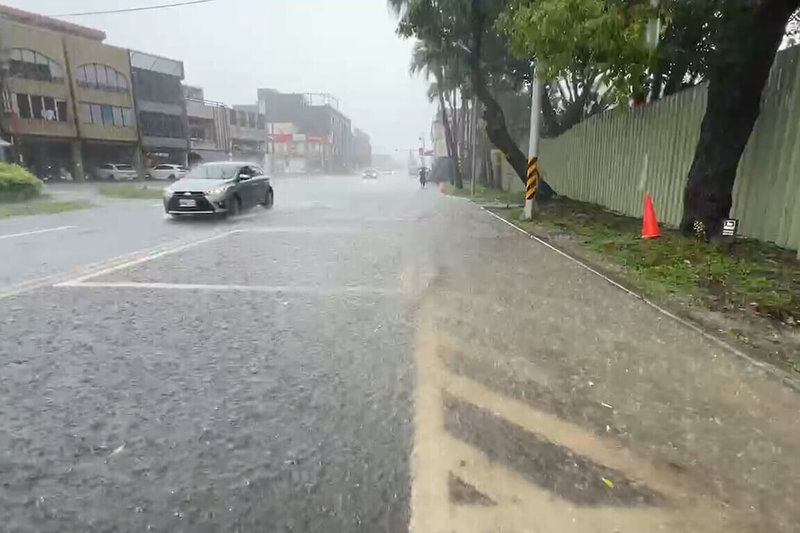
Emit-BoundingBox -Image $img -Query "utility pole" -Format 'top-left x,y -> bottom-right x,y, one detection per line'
470,95 -> 479,196
523,67 -> 543,220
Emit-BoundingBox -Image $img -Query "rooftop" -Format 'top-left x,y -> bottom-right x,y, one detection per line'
0,3 -> 106,41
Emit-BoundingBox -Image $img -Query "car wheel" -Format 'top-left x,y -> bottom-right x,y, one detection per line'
108,174 -> 115,181
168,175 -> 175,180
227,196 -> 241,217
261,188 -> 274,209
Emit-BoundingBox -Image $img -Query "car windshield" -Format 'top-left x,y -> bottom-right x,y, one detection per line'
184,165 -> 238,179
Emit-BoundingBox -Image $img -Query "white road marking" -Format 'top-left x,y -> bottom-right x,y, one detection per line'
0,225 -> 76,240
239,226 -> 360,234
56,280 -> 399,295
53,230 -> 238,286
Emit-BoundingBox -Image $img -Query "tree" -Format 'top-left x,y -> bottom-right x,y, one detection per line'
501,0 -> 800,240
411,41 -> 460,173
390,0 -> 541,189
680,0 -> 800,238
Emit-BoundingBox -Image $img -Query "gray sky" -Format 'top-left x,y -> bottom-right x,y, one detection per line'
6,0 -> 436,155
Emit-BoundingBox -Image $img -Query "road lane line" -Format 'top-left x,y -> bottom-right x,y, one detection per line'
56,281 -> 400,296
54,230 -> 238,286
0,225 -> 76,240
0,240 -> 193,300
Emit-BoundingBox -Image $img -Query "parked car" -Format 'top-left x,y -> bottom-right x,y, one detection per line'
362,168 -> 378,179
146,164 -> 187,181
163,161 -> 273,217
94,163 -> 138,181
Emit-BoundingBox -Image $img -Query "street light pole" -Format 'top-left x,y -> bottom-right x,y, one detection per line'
523,66 -> 543,220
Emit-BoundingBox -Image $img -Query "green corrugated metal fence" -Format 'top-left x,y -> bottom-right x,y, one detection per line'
536,46 -> 800,254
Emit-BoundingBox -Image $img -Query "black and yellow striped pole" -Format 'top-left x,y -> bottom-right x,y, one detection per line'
524,69 -> 543,219
526,156 -> 539,202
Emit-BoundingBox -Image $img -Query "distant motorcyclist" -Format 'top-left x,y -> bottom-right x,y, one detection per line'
418,167 -> 428,188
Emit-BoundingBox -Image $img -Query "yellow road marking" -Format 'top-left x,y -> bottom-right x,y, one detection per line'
411,311 -> 747,533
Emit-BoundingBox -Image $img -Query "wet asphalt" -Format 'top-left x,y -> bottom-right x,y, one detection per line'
1,176 -> 426,532
2,175 -> 800,532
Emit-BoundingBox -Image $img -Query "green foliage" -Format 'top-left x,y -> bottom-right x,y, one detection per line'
499,0 -> 653,99
0,198 -> 92,218
98,183 -> 164,199
503,197 -> 800,322
0,163 -> 43,202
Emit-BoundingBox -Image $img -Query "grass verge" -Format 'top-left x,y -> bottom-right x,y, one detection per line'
0,196 -> 92,218
454,191 -> 800,375
98,183 -> 165,199
444,182 -> 524,207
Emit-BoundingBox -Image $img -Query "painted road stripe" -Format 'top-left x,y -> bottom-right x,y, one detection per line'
53,230 -> 237,286
56,281 -> 400,296
0,225 -> 76,240
411,314 -> 743,532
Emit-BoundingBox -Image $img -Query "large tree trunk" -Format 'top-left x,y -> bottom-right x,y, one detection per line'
681,0 -> 799,238
469,66 -> 527,183
436,72 -> 455,160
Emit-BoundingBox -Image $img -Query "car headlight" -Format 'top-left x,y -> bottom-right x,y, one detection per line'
163,186 -> 175,198
205,187 -> 228,196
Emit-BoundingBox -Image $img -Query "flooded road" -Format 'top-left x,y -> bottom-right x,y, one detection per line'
1,175 -> 799,532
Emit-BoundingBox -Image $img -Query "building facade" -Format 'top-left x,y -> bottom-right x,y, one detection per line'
65,35 -> 138,176
257,89 -> 357,174
230,104 -> 266,167
0,11 -> 86,178
129,50 -> 188,168
184,84 -> 229,164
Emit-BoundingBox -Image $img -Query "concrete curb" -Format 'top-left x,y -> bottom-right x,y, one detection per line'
480,206 -> 800,394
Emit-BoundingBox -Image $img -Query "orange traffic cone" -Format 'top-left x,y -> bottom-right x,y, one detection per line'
642,194 -> 660,239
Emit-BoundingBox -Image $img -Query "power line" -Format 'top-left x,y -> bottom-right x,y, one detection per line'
51,0 -> 218,17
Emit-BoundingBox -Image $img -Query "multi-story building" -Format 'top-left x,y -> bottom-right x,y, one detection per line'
184,84 -> 229,164
129,50 -> 188,168
65,34 -> 138,175
257,89 -> 357,174
229,104 -> 266,166
0,5 -> 104,179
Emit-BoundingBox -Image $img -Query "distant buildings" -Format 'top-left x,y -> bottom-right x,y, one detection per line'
0,3 -> 370,178
258,89 -> 365,174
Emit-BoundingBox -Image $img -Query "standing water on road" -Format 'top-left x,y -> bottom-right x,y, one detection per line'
2,1 -> 800,532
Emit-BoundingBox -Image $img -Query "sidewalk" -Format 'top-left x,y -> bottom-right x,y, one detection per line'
413,194 -> 800,532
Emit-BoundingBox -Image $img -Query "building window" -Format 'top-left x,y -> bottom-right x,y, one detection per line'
8,48 -> 64,82
121,108 -> 135,127
229,108 -> 237,125
257,114 -> 266,130
131,68 -> 182,105
78,102 -> 135,127
140,111 -> 185,139
75,63 -> 129,91
248,112 -> 256,128
14,93 -> 67,121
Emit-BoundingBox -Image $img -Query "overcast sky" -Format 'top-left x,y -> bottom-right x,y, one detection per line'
6,0 -> 436,154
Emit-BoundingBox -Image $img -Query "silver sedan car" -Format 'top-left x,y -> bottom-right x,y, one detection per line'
163,161 -> 274,217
